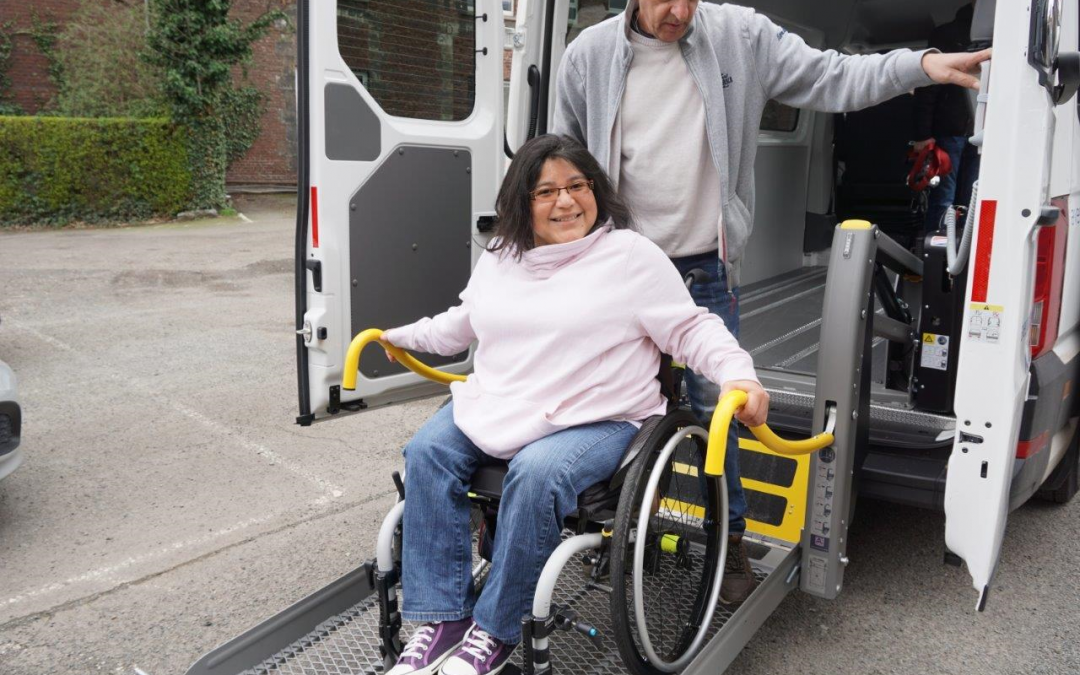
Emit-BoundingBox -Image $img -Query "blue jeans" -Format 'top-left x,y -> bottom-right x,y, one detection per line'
669,251 -> 748,536
400,402 -> 637,643
925,136 -> 980,233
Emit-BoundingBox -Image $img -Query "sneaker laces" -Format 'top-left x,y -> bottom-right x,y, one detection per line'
399,625 -> 435,661
460,626 -> 497,663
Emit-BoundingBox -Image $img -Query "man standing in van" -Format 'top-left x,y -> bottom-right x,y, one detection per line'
913,2 -> 981,232
553,0 -> 990,603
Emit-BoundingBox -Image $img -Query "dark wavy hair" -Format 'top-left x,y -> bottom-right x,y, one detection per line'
488,135 -> 632,258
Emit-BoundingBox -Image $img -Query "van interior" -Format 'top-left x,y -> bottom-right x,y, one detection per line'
598,0 -> 987,512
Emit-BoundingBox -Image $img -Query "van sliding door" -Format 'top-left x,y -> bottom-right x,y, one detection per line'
294,0 -> 504,424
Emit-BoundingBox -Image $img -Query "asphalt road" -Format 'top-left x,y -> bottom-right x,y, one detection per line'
0,195 -> 1077,675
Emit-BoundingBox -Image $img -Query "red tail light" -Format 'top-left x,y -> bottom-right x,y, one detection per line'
311,186 -> 320,249
1017,430 -> 1050,459
1030,202 -> 1067,359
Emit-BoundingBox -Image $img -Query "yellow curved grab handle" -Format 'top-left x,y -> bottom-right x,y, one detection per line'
342,328 -> 467,390
704,390 -> 835,476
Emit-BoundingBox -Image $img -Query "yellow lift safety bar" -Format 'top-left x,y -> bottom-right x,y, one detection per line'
343,328 -> 833,466
344,327 -> 833,545
704,389 -> 834,473
342,328 -> 466,389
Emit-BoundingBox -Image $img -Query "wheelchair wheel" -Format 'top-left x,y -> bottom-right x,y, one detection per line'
610,410 -> 728,674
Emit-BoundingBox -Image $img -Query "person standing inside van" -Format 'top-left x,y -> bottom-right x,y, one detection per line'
913,2 -> 981,232
553,0 -> 990,603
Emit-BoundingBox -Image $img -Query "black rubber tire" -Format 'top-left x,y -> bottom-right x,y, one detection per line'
1036,428 -> 1079,504
609,409 -> 724,675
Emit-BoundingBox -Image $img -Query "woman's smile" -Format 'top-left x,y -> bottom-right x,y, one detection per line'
531,158 -> 598,247
550,212 -> 583,223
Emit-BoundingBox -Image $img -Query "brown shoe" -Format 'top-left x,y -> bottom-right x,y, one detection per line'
720,535 -> 757,604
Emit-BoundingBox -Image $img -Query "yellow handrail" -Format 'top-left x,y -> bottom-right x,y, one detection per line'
342,328 -> 467,390
705,390 -> 834,476
342,330 -> 833,472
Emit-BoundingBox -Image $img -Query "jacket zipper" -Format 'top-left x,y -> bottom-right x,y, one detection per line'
683,52 -> 727,265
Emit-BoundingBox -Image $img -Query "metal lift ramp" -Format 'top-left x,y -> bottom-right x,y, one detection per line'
186,221 -> 920,675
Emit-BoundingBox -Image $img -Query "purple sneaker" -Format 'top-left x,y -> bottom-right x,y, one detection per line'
387,618 -> 472,675
439,623 -> 515,675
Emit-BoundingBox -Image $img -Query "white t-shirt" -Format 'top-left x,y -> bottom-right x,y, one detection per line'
617,30 -> 723,259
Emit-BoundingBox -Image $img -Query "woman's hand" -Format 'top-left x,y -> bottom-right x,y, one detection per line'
721,380 -> 769,427
379,337 -> 397,363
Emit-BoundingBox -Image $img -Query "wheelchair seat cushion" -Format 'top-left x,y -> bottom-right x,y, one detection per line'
469,463 -> 510,500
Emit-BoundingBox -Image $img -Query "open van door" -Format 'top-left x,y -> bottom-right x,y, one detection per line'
945,0 -> 1079,609
294,1 -> 504,425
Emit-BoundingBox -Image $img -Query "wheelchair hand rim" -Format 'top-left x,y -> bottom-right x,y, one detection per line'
631,425 -> 727,672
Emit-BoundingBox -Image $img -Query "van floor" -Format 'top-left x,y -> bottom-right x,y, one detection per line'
738,267 -> 955,449
739,267 -> 888,383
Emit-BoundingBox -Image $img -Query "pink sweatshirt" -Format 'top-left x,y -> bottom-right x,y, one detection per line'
384,226 -> 759,459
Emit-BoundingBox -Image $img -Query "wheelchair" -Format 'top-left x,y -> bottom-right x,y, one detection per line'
343,329 -> 831,675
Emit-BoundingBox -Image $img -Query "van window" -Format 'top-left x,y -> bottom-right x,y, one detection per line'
567,0 -> 614,43
337,0 -> 477,122
761,100 -> 799,132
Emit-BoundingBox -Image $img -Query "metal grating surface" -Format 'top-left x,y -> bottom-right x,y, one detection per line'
243,540 -> 768,675
623,539 -> 757,665
766,388 -> 954,448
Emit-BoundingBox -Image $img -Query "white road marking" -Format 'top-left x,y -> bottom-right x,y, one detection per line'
9,320 -> 344,500
2,503 -> 327,608
238,212 -> 253,223
2,321 -> 349,609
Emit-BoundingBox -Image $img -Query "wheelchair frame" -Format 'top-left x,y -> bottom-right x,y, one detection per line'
372,408 -> 729,675
189,220 -> 919,675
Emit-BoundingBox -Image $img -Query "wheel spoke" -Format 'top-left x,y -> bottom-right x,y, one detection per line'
609,412 -> 728,675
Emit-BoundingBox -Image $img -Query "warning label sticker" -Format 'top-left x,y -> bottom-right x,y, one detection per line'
920,333 -> 950,370
968,303 -> 1004,343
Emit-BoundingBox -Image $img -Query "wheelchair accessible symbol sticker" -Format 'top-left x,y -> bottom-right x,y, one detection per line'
967,303 -> 1004,344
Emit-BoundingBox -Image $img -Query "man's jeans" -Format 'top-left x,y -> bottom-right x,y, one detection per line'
925,136 -> 981,233
669,251 -> 748,536
400,402 -> 637,643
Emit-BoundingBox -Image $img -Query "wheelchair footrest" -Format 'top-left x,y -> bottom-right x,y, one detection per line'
552,605 -> 601,643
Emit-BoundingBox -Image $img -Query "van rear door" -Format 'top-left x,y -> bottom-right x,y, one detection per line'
294,1 -> 504,424
945,0 -> 1076,609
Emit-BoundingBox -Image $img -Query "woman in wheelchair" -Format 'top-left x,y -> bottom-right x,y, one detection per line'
379,135 -> 768,675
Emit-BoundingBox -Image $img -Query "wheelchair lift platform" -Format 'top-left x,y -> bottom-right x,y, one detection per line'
185,532 -> 797,675
189,220 -> 914,675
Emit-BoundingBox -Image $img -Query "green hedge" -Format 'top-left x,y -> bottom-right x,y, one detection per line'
0,116 -> 191,226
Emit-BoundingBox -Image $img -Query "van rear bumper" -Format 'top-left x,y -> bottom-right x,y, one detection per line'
859,444 -> 950,511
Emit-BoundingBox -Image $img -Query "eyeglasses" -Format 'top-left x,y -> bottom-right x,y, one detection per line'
530,180 -> 594,202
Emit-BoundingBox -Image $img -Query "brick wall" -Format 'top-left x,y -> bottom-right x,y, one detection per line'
337,0 -> 476,122
0,0 -> 297,187
0,1 -> 521,189
226,0 -> 297,186
1,0 -> 82,113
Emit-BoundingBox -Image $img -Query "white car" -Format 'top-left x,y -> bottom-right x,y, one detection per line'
0,358 -> 22,482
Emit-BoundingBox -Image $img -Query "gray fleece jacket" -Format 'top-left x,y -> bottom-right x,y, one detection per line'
553,1 -> 934,287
